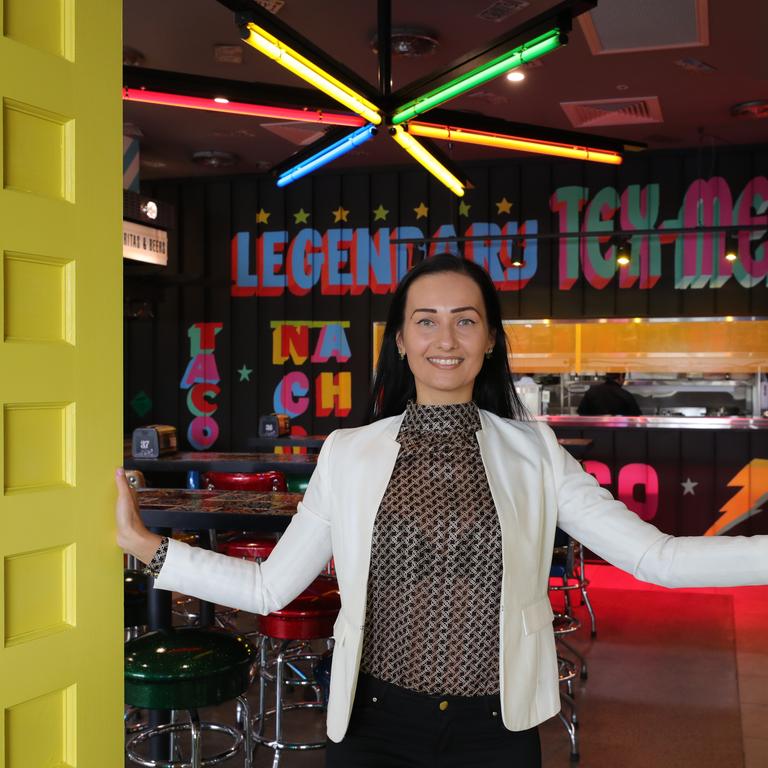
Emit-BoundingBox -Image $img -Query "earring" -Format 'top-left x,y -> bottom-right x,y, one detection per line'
398,350 -> 406,361
485,348 -> 493,359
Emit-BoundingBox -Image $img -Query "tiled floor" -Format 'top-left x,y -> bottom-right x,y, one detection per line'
126,566 -> 768,767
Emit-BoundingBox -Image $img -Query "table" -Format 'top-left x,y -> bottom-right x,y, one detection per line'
125,451 -> 318,475
138,488 -> 302,533
245,435 -> 327,451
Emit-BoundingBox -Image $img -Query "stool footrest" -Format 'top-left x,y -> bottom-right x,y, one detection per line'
126,720 -> 242,768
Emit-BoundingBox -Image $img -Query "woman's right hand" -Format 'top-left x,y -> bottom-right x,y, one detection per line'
115,468 -> 162,563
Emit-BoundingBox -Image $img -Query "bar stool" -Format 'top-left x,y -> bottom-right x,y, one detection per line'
124,569 -> 150,735
558,656 -> 580,762
125,627 -> 256,768
285,475 -> 312,493
253,576 -> 340,766
549,529 -> 597,637
124,569 -> 149,642
202,471 -> 287,492
222,536 -> 278,562
553,612 -> 588,681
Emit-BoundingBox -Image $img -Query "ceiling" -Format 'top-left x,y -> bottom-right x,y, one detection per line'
123,0 -> 768,180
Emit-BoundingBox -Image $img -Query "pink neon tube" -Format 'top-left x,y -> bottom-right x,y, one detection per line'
122,88 -> 366,127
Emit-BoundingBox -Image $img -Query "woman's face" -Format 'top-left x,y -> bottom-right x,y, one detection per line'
396,271 -> 495,405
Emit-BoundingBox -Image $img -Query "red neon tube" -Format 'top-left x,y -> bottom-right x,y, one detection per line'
122,88 -> 366,127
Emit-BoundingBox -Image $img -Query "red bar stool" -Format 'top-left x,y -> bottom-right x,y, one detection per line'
201,471 -> 287,492
222,536 -> 278,562
253,576 -> 340,766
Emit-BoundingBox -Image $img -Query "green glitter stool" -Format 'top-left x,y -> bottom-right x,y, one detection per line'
125,627 -> 256,768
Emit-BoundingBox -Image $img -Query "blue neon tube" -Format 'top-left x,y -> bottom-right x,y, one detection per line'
276,124 -> 377,187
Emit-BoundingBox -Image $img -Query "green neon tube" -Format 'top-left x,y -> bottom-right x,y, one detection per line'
392,29 -> 562,125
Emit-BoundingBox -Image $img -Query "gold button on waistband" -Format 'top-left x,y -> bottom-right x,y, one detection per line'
439,700 -> 449,711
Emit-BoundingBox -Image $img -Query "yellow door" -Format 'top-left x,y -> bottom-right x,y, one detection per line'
0,1 -> 123,766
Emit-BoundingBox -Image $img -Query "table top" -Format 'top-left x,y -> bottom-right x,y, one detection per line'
246,435 -> 327,450
125,451 -> 318,474
138,488 -> 302,530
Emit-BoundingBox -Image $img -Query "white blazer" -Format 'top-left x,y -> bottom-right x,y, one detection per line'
156,410 -> 768,741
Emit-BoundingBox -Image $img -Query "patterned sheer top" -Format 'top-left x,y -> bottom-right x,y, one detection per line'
359,400 -> 503,696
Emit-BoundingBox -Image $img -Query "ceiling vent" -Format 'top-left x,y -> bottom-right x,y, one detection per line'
477,0 -> 530,23
371,27 -> 439,57
561,97 -> 663,127
578,0 -> 709,55
731,100 -> 768,119
260,121 -> 328,145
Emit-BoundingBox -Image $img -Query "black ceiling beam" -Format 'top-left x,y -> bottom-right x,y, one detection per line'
391,0 -> 596,107
214,0 -> 381,106
124,65 -> 360,114
418,108 -> 647,153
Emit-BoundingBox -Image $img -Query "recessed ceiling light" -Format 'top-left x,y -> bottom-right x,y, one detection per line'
213,97 -> 230,104
191,150 -> 237,168
506,71 -> 525,82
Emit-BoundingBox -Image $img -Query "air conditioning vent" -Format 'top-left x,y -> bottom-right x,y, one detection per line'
260,121 -> 329,145
561,97 -> 663,127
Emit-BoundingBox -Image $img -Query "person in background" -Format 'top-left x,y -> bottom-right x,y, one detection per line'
577,372 -> 641,416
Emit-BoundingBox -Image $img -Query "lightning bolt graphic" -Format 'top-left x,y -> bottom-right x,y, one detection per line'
705,458 -> 768,536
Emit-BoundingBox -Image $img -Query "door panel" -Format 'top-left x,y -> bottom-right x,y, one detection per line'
0,1 -> 123,766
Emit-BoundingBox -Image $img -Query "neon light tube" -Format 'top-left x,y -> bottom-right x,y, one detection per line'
390,126 -> 465,197
392,29 -> 562,125
122,88 -> 366,127
408,122 -> 623,165
242,22 -> 382,125
276,124 -> 377,187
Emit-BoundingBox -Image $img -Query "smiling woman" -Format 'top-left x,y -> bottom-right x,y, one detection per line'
397,272 -> 496,405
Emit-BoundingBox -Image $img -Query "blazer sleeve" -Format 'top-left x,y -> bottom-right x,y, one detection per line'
153,430 -> 337,613
536,422 -> 768,588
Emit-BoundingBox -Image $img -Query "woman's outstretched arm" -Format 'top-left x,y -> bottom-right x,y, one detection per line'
115,432 -> 337,614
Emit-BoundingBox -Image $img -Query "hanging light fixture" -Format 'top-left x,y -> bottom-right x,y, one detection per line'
239,21 -> 382,125
390,126 -> 466,196
407,121 -> 623,165
391,28 -> 565,125
275,124 -> 378,187
122,87 -> 367,127
615,238 -> 631,267
724,232 -> 739,262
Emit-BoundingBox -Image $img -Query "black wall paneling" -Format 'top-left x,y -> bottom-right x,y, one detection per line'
125,145 -> 768,447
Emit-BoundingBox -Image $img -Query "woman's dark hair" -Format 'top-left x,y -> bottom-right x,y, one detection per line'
367,253 -> 530,422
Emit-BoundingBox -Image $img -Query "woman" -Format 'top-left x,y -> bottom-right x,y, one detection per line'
116,254 -> 768,768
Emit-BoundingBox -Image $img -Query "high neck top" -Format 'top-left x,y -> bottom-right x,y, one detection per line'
398,400 -> 481,440
360,399 -> 503,697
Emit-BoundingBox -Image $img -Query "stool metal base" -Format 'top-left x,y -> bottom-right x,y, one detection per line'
126,696 -> 252,768
254,638 -> 329,767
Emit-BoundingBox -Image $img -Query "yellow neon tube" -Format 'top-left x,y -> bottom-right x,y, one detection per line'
243,23 -> 381,125
391,126 -> 465,197
408,123 -> 623,165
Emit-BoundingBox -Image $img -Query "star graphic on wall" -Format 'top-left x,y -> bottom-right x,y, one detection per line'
373,204 -> 389,221
237,365 -> 253,382
459,200 -> 472,217
255,208 -> 271,224
681,477 -> 698,495
496,197 -> 513,215
414,201 -> 429,219
332,205 -> 350,223
293,208 -> 310,224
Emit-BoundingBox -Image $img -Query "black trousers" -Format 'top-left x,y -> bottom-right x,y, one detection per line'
326,674 -> 541,768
